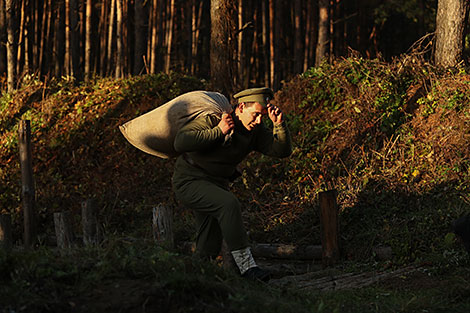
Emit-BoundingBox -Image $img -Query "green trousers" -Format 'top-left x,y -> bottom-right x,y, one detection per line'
172,167 -> 249,258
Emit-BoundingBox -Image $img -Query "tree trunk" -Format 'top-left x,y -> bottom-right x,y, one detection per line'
191,0 -> 203,75
70,0 -> 80,79
149,0 -> 158,74
293,0 -> 302,74
6,0 -> 16,92
107,0 -> 116,75
0,0 -> 6,75
64,0 -> 71,76
115,0 -> 123,78
210,0 -> 233,95
16,0 -> 25,76
435,0 -> 469,67
133,0 -> 147,75
164,0 -> 175,74
84,0 -> 92,79
268,0 -> 275,88
316,0 -> 329,66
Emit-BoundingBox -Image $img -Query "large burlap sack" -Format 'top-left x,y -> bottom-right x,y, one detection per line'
119,90 -> 232,158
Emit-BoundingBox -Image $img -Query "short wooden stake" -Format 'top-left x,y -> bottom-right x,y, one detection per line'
319,189 -> 340,267
82,199 -> 99,245
152,204 -> 174,248
19,120 -> 36,247
54,212 -> 74,249
0,214 -> 12,251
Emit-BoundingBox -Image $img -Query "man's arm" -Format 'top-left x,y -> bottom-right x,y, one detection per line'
174,115 -> 225,152
254,121 -> 292,158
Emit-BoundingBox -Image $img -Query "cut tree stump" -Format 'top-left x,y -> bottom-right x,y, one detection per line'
54,211 -> 74,249
82,199 -> 100,245
319,189 -> 340,266
152,204 -> 174,248
0,214 -> 12,251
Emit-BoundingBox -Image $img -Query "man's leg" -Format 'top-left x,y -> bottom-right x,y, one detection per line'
193,212 -> 223,258
173,179 -> 249,252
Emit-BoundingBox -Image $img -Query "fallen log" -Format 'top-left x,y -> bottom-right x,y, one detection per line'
270,265 -> 419,291
251,243 -> 322,260
180,242 -> 393,261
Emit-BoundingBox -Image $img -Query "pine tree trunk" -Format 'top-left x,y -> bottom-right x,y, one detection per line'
99,0 -> 108,75
150,0 -> 158,74
84,0 -> 92,79
435,0 -> 469,67
293,0 -> 302,74
107,0 -> 116,75
115,0 -> 123,78
191,0 -> 203,75
0,0 -> 6,75
164,0 -> 175,74
70,0 -> 80,79
64,0 -> 71,76
6,0 -> 16,92
16,0 -> 25,76
133,0 -> 147,75
316,0 -> 329,66
210,0 -> 232,95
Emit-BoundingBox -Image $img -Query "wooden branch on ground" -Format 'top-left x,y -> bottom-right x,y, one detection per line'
270,265 -> 419,291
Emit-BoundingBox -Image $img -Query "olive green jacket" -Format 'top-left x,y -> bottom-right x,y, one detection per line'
173,113 -> 292,180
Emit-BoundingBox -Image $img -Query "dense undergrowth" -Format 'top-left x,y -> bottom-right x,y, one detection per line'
1,56 -> 470,312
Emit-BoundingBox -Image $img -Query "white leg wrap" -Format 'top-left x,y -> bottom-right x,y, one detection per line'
231,247 -> 257,275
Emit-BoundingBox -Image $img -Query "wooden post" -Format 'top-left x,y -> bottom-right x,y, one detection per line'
0,214 -> 12,251
319,189 -> 340,267
152,204 -> 174,248
54,212 -> 75,249
82,198 -> 99,245
19,120 -> 36,247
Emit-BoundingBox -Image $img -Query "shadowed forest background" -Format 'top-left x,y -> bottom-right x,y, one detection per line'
1,1 -> 470,312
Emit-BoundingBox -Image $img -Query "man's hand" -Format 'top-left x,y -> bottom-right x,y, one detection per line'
267,103 -> 284,125
218,113 -> 234,134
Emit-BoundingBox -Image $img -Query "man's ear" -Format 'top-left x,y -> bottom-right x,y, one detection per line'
238,102 -> 245,113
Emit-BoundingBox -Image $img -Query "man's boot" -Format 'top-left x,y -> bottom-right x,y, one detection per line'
231,247 -> 271,282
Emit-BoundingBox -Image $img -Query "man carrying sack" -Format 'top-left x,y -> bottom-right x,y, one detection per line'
171,87 -> 292,281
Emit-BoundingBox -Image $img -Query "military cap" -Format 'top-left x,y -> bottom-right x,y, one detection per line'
233,87 -> 274,107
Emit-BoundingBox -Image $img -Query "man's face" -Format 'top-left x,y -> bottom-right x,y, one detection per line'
237,102 -> 267,131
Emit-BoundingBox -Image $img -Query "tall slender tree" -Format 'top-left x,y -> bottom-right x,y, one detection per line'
0,0 -> 6,75
316,0 -> 329,66
5,0 -> 16,92
84,0 -> 92,79
165,0 -> 175,74
134,0 -> 147,75
210,0 -> 233,95
435,0 -> 469,67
